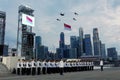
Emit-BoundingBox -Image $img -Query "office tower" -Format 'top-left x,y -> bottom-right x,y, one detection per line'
56,48 -> 64,59
101,43 -> 106,60
70,36 -> 78,58
38,45 -> 48,60
0,11 -> 8,56
17,5 -> 35,59
69,48 -> 77,58
84,34 -> 92,56
59,32 -> 65,48
93,28 -> 101,57
107,47 -> 118,61
78,27 -> 84,58
57,32 -> 65,59
0,45 -> 8,56
70,36 -> 78,48
0,11 -> 6,45
35,36 -> 41,59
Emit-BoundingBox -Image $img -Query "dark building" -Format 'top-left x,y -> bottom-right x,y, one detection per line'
70,36 -> 78,58
56,48 -> 64,59
35,36 -> 41,59
78,27 -> 84,58
84,34 -> 92,56
59,32 -> 65,48
0,11 -> 6,45
38,45 -> 48,60
63,48 -> 70,58
69,48 -> 77,58
0,45 -> 8,56
57,32 -> 65,59
93,28 -> 101,57
107,47 -> 118,61
101,43 -> 106,60
0,11 -> 8,56
17,5 -> 35,59
70,36 -> 78,48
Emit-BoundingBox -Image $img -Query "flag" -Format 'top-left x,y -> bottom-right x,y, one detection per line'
26,16 -> 33,22
22,13 -> 35,27
64,23 -> 71,30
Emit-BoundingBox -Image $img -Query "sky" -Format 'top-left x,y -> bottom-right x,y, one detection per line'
0,0 -> 120,54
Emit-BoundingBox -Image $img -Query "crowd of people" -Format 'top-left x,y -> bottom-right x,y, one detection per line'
15,59 -> 94,75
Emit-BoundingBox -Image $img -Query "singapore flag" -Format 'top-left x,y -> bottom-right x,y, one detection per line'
22,13 -> 35,27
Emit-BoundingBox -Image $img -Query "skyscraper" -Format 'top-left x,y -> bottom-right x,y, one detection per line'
39,45 -> 48,60
70,36 -> 78,48
0,11 -> 8,56
78,27 -> 84,58
0,11 -> 6,45
93,28 -> 101,57
17,5 -> 35,59
101,43 -> 106,60
84,34 -> 92,56
70,36 -> 78,58
35,36 -> 41,59
107,47 -> 118,61
59,32 -> 65,48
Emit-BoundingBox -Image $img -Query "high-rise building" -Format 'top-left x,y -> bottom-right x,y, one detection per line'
0,11 -> 6,45
78,27 -> 84,58
93,28 -> 101,57
57,32 -> 65,59
69,48 -> 77,58
38,45 -> 48,60
70,36 -> 78,48
101,43 -> 106,60
107,47 -> 118,61
56,48 -> 64,59
70,36 -> 78,58
59,32 -> 65,48
35,36 -> 41,59
17,5 -> 35,59
0,11 -> 8,56
0,45 -> 8,56
84,34 -> 92,56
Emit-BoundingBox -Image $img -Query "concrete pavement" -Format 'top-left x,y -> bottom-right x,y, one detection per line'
0,67 -> 120,80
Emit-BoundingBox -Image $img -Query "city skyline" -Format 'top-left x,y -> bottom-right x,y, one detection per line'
0,0 -> 120,54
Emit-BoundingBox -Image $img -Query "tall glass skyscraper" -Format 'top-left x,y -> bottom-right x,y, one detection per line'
70,36 -> 78,48
70,36 -> 78,58
78,27 -> 84,58
0,11 -> 6,45
17,5 -> 35,59
93,28 -> 101,57
0,11 -> 7,56
84,34 -> 92,56
59,32 -> 65,48
107,47 -> 118,61
101,43 -> 106,59
35,36 -> 41,59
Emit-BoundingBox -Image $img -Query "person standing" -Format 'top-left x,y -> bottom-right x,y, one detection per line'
37,59 -> 41,75
17,59 -> 21,75
59,59 -> 64,75
100,59 -> 104,71
26,60 -> 31,75
31,59 -> 36,75
42,60 -> 47,74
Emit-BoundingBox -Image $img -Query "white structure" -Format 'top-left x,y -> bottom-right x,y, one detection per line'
2,56 -> 25,71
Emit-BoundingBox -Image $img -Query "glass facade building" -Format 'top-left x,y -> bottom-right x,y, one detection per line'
84,34 -> 92,56
107,47 -> 118,61
93,28 -> 101,57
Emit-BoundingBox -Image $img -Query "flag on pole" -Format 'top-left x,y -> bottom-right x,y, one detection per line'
64,23 -> 71,30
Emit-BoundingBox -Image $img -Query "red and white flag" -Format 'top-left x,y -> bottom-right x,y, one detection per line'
64,23 -> 71,31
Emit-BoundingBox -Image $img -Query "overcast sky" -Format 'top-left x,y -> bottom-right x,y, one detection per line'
0,0 -> 120,54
